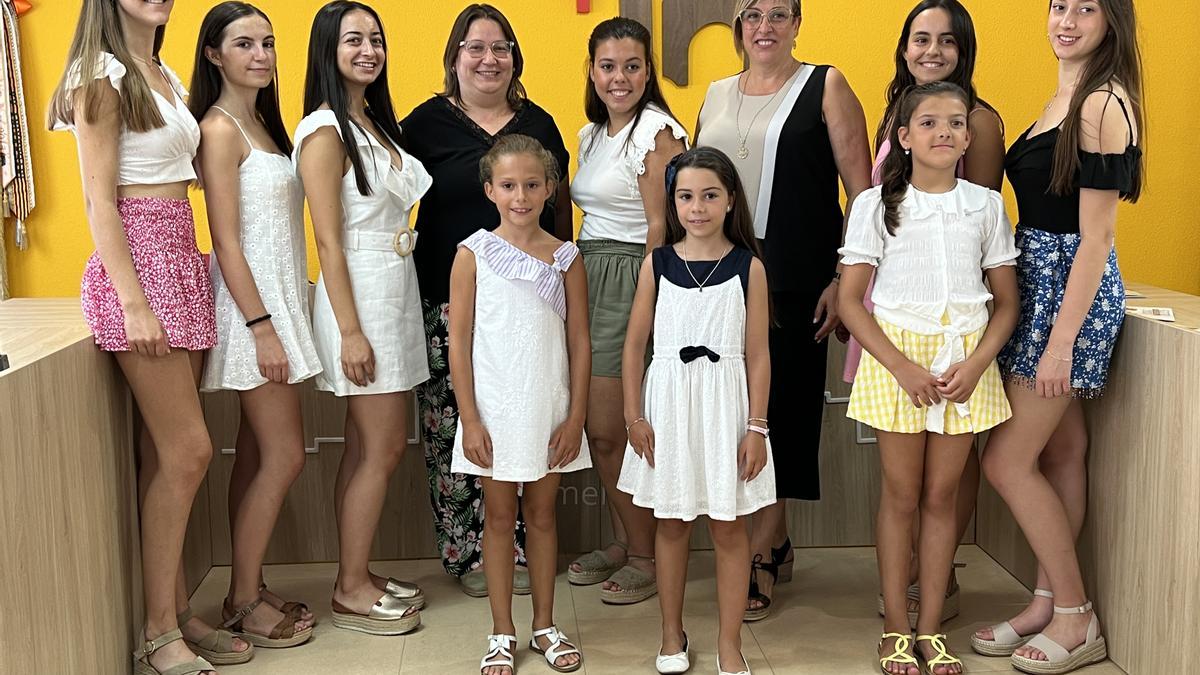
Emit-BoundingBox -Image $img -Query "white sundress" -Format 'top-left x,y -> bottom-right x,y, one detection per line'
450,229 -> 592,482
201,107 -> 322,391
293,110 -> 432,396
616,246 -> 776,521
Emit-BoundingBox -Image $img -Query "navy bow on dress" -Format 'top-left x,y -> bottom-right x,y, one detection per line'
679,345 -> 720,364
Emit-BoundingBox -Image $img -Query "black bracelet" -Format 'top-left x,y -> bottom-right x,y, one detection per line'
245,313 -> 272,328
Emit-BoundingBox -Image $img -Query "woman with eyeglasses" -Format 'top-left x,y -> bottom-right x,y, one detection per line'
695,0 -> 872,623
401,3 -> 573,598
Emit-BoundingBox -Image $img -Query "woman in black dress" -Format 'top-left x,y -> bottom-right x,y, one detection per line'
695,0 -> 872,621
401,3 -> 572,596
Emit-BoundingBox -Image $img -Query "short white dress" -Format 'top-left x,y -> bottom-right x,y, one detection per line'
201,107 -> 322,391
293,110 -> 432,396
451,230 -> 592,482
617,246 -> 776,521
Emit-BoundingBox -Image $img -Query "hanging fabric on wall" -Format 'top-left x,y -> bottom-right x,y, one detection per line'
0,0 -> 35,299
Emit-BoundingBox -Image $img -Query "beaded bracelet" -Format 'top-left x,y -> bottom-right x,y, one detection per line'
245,313 -> 273,328
748,417 -> 769,424
625,417 -> 646,432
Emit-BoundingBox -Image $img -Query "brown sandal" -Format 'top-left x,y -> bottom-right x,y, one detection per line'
132,627 -> 216,675
222,596 -> 314,648
176,606 -> 254,665
260,582 -> 314,624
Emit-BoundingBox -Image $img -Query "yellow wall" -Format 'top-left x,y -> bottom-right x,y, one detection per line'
7,0 -> 1199,297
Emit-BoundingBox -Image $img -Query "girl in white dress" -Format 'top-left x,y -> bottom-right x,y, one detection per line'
192,1 -> 318,650
618,147 -> 774,675
293,1 -> 427,637
449,135 -> 590,675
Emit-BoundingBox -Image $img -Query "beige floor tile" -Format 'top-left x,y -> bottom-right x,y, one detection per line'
188,547 -> 1125,674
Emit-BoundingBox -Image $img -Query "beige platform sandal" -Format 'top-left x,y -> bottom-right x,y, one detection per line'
599,555 -> 657,604
567,540 -> 626,585
132,627 -> 216,675
222,596 -> 314,648
331,591 -> 421,635
877,562 -> 965,628
1010,601 -> 1107,674
176,606 -> 254,665
970,588 -> 1053,656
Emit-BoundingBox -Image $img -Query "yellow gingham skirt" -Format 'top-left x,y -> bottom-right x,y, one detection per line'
847,317 -> 1012,435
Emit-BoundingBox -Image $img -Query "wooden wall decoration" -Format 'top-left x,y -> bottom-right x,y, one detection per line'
617,0 -> 737,87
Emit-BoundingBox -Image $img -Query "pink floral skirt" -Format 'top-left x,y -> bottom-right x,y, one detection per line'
81,197 -> 216,352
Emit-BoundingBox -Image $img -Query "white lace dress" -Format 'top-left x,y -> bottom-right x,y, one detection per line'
617,246 -> 776,521
450,230 -> 592,481
201,108 -> 322,391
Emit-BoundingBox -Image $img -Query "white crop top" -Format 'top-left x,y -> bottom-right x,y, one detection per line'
53,52 -> 200,185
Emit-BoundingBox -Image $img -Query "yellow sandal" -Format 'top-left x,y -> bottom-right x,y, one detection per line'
916,634 -> 963,674
879,632 -> 919,674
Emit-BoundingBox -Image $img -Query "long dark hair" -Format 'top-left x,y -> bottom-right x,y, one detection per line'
439,4 -> 527,111
1049,0 -> 1144,200
582,17 -> 679,158
877,0 -> 996,152
302,1 -> 405,196
48,0 -> 167,132
878,81 -> 970,235
663,147 -> 762,260
189,2 -> 291,155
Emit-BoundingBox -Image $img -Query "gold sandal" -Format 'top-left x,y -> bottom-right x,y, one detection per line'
916,634 -> 963,674
879,632 -> 919,674
132,627 -> 216,675
176,606 -> 254,665
222,596 -> 314,648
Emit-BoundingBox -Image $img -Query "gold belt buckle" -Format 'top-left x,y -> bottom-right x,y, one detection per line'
393,228 -> 418,257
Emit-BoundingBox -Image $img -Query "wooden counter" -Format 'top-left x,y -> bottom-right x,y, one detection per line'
0,299 -> 138,674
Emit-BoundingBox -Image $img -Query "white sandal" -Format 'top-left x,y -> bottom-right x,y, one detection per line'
529,626 -> 582,673
1010,601 -> 1107,674
971,588 -> 1054,656
480,633 -> 517,674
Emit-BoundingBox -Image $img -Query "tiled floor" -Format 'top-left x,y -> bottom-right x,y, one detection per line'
188,546 -> 1125,674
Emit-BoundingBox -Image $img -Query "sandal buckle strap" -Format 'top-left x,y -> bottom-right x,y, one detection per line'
135,627 -> 184,658
1053,601 -> 1093,614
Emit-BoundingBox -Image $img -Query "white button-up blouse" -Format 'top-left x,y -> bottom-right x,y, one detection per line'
839,179 -> 1019,338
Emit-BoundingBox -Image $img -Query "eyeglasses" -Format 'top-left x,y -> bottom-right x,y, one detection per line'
739,8 -> 795,28
459,39 -> 515,59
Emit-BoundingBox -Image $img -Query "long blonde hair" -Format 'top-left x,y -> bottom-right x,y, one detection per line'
47,0 -> 167,132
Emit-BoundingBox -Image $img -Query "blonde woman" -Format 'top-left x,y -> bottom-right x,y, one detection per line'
49,0 -> 251,672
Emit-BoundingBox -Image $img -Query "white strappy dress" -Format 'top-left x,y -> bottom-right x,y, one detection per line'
201,107 -> 322,391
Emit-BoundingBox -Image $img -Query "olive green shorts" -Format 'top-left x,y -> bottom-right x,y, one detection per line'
579,238 -> 646,378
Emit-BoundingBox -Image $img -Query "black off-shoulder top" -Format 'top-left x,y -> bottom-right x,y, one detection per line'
1005,91 -> 1142,235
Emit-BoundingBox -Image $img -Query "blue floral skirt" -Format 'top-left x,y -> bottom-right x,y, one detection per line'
997,227 -> 1125,399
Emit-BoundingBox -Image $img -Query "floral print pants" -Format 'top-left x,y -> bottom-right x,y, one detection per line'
417,300 -> 527,577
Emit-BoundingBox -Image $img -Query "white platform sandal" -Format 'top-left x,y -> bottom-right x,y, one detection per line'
1010,601 -> 1107,674
529,626 -> 582,673
480,633 -> 517,674
970,588 -> 1054,656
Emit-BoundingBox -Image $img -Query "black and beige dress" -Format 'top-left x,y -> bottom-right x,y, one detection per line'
697,64 -> 839,500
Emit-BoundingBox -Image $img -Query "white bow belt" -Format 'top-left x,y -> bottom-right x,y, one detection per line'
925,326 -> 971,434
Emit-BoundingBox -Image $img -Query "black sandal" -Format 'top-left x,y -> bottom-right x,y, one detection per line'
744,553 -> 778,622
771,536 -> 794,584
